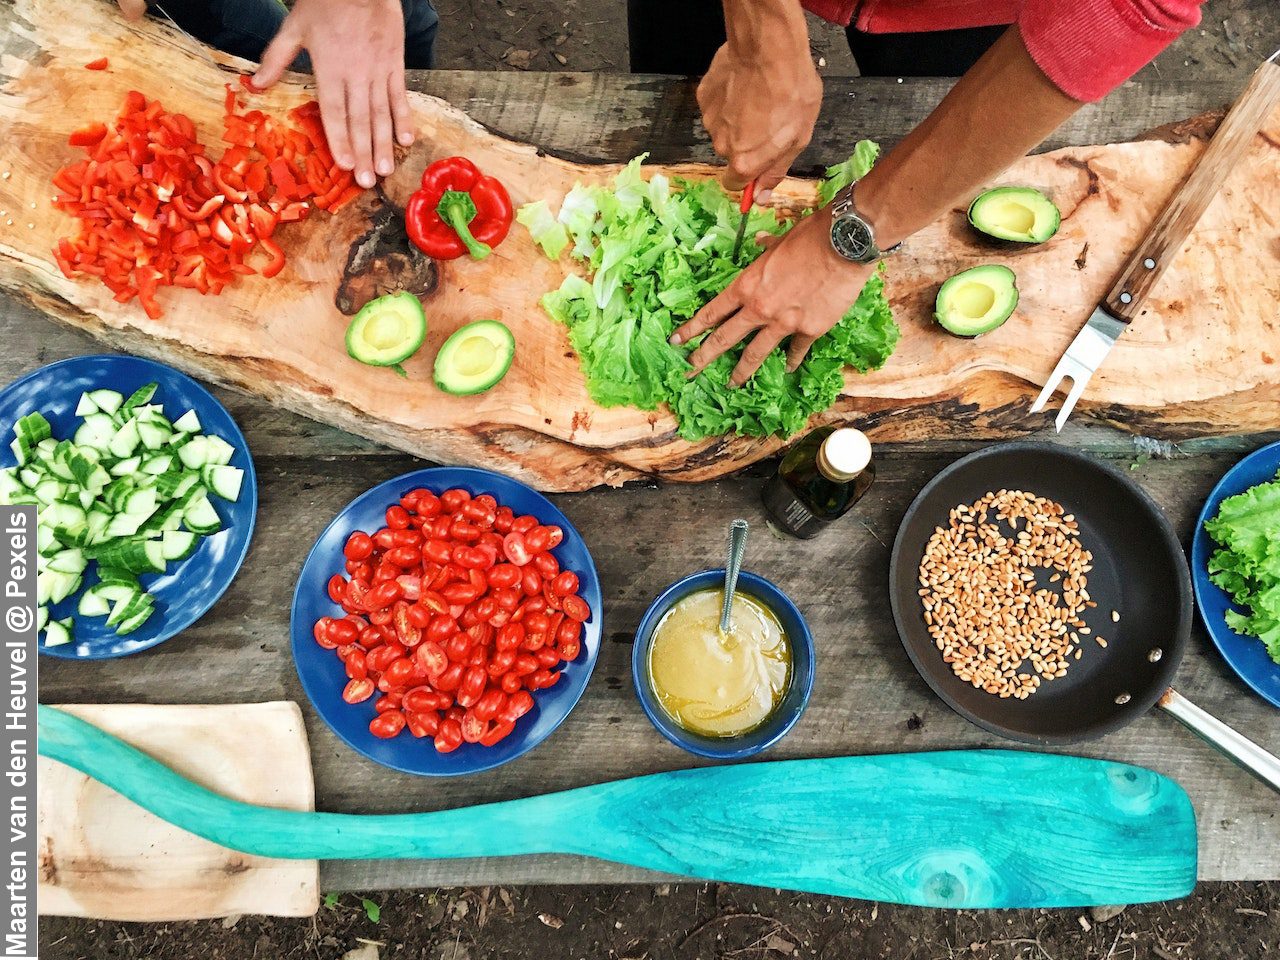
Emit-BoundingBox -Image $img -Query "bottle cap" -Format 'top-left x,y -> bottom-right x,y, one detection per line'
817,428 -> 871,481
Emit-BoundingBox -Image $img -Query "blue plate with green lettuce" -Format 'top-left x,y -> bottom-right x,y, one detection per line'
1192,441 -> 1280,708
515,143 -> 897,441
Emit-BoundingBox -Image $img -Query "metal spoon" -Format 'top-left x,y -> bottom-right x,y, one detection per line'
720,519 -> 749,633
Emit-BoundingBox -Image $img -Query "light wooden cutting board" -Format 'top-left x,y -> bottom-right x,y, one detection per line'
37,702 -> 319,920
1,0 -> 1278,491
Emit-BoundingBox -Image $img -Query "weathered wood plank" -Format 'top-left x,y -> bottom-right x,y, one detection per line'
408,73 -> 1244,167
36,444 -> 1280,883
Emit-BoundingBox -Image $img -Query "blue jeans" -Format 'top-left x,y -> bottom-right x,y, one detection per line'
151,0 -> 438,70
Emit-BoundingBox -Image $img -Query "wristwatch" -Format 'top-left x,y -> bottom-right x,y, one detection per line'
829,184 -> 901,264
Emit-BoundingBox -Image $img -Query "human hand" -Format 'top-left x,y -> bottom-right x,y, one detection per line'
696,37 -> 821,202
115,0 -> 146,20
251,0 -> 415,189
670,208 -> 873,386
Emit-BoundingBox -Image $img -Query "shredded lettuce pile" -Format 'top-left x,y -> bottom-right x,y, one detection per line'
518,144 -> 898,441
1205,470 -> 1280,664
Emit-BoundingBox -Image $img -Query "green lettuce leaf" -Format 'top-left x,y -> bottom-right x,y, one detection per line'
515,200 -> 569,260
1205,469 -> 1280,664
817,140 -> 881,205
520,144 -> 898,441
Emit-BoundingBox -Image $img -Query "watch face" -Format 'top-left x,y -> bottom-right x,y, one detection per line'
831,215 -> 876,263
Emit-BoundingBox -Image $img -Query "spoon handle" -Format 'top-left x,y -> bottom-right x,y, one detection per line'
720,519 -> 750,632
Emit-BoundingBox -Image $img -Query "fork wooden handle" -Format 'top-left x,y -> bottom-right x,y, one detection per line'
1103,57 -> 1280,323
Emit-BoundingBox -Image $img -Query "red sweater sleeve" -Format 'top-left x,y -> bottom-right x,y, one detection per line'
1019,0 -> 1204,102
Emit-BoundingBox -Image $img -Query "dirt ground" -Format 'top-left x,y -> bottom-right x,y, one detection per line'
39,1 -> 1280,958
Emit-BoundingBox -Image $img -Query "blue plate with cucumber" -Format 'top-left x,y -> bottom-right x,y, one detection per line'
0,355 -> 256,659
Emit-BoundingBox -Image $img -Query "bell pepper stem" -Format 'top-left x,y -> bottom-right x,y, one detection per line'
437,190 -> 492,260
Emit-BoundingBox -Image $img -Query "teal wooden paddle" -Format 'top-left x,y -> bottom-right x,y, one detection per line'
37,705 -> 1196,908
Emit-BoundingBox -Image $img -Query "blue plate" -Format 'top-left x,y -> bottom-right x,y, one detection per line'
1191,440 -> 1280,709
290,467 -> 602,776
0,354 -> 257,659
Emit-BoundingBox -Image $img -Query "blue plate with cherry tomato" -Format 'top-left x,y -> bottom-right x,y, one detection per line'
290,466 -> 603,776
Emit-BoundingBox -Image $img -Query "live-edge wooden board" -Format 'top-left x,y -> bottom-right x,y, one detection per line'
1,0 -> 1278,491
37,702 -> 319,920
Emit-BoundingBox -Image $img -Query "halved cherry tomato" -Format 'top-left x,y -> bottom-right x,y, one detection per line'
533,553 -> 560,581
327,574 -> 348,603
480,720 -> 515,747
343,678 -> 374,703
440,488 -> 471,512
434,718 -> 464,753
313,617 -> 339,649
562,595 -> 591,622
552,571 -> 580,596
385,505 -> 411,529
525,527 -> 552,554
406,711 -> 440,738
503,533 -> 532,566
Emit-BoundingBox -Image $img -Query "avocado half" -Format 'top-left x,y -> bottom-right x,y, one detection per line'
967,186 -> 1060,244
346,291 -> 428,373
434,320 -> 516,396
934,264 -> 1019,338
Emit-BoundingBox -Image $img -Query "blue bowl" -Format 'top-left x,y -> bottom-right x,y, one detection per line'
290,466 -> 603,776
1191,441 -> 1280,709
632,569 -> 815,759
0,354 -> 257,659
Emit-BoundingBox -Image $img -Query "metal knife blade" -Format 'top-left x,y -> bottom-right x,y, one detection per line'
731,180 -> 756,262
150,2 -> 222,70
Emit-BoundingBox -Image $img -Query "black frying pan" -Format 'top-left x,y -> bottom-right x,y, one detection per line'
889,442 -> 1280,792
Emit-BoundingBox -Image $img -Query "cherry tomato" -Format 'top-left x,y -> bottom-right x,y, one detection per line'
473,543 -> 500,569
385,505 -> 411,529
457,666 -> 487,708
406,711 -> 440,738
445,632 -> 472,662
494,587 -> 522,612
511,515 -> 538,535
513,654 -> 538,676
313,617 -> 340,649
443,581 -> 483,605
343,678 -> 374,703
556,618 -> 582,646
500,672 -> 523,694
533,553 -> 559,581
368,606 -> 394,626
395,575 -> 422,602
543,526 -> 564,548
521,568 -> 542,597
439,488 -> 469,510
493,507 -> 515,533
345,559 -> 372,579
488,648 -> 516,677
370,712 -> 406,739
542,582 -> 562,612
415,640 -> 448,677
473,494 -> 497,512
343,647 -> 368,677
552,571 -> 580,596
500,690 -> 535,723
372,562 -> 398,584
558,638 -> 581,661
496,623 -> 524,651
344,531 -> 374,560
488,564 -> 521,589
407,603 -> 432,629
460,710 -> 486,743
434,717 -> 464,753
524,612 -> 551,635
364,580 -> 404,611
527,668 -> 559,690
436,663 -> 465,692
525,526 -> 552,554
503,533 -> 532,566
359,625 -> 383,648
456,546 -> 489,570
472,596 -> 498,622
385,545 -> 420,568
474,688 -> 506,721
394,604 -> 422,647
375,691 -> 404,711
422,539 -> 451,565
383,657 -> 416,688
367,642 -> 406,673
462,500 -> 492,523
480,720 -> 515,747
327,574 -> 348,604
404,686 -> 450,713
562,595 -> 591,622
521,630 -> 546,652
373,529 -> 396,550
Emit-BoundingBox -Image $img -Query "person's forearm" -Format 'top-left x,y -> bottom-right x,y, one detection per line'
856,25 -> 1080,249
721,0 -> 809,60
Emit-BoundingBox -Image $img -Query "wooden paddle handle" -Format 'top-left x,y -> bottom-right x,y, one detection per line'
1103,58 -> 1280,322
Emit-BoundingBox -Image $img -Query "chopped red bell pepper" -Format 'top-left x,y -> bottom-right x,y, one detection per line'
68,123 -> 108,147
405,157 -> 512,261
84,57 -> 109,71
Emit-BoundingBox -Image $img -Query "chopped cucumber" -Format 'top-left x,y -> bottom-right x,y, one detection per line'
8,382 -> 243,644
43,617 -> 72,647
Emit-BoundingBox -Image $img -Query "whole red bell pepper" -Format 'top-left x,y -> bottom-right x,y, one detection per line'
405,156 -> 512,261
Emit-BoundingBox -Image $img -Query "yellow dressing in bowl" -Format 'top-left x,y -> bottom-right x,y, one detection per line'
647,589 -> 791,737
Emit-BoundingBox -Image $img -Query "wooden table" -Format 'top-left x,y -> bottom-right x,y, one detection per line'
23,72 -> 1280,891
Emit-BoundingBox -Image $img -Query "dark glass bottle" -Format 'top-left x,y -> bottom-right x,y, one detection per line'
761,427 -> 875,539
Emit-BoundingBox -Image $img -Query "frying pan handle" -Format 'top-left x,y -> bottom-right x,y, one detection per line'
1159,689 -> 1280,796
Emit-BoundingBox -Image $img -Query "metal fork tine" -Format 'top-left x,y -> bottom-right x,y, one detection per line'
1054,373 -> 1093,433
1029,365 -> 1067,414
